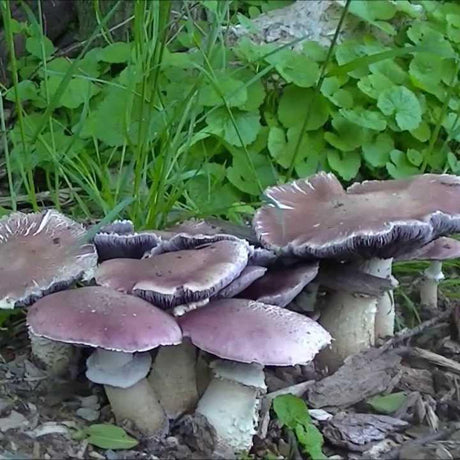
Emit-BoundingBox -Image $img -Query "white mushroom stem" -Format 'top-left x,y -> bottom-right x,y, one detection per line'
196,360 -> 267,458
420,260 -> 444,310
86,349 -> 167,436
318,257 -> 394,372
29,333 -> 77,377
148,342 -> 199,419
358,258 -> 395,340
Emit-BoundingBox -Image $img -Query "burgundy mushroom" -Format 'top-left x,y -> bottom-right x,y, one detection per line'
179,298 -> 331,456
27,286 -> 182,435
253,172 -> 460,371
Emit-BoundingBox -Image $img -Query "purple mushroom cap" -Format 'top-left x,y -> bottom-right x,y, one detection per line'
215,265 -> 267,298
0,210 -> 97,309
96,240 -> 250,308
238,262 -> 319,307
396,237 -> 460,261
179,298 -> 332,366
253,172 -> 460,259
27,286 -> 182,352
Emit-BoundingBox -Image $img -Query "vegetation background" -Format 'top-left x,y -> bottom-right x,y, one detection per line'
1,0 -> 460,323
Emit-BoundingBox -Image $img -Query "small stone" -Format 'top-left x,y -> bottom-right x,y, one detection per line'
0,410 -> 28,432
166,436 -> 180,448
79,395 -> 100,409
76,408 -> 100,422
0,398 -> 13,416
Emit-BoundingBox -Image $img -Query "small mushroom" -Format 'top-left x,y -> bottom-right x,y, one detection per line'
215,265 -> 267,299
179,298 -> 331,457
26,286 -> 182,436
397,237 -> 460,311
0,210 -> 97,375
253,172 -> 460,371
237,262 -> 319,307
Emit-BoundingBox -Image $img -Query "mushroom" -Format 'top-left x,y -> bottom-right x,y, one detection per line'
0,209 -> 98,375
95,238 -> 252,419
253,172 -> 460,371
178,298 -> 331,457
237,262 -> 319,307
215,265 -> 268,299
26,286 -> 182,436
397,237 -> 460,312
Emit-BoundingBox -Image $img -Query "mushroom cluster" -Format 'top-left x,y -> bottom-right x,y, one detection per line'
0,210 -> 332,456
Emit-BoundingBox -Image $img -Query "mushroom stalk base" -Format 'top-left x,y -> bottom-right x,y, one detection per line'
29,333 -> 77,377
196,361 -> 266,458
318,291 -> 377,373
105,378 -> 168,436
420,261 -> 444,310
148,342 -> 199,419
358,258 -> 395,340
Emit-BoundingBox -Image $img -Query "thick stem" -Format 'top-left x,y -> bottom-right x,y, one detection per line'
318,291 -> 377,372
196,360 -> 266,458
148,342 -> 199,419
420,260 -> 444,310
359,258 -> 395,340
29,333 -> 77,377
105,378 -> 168,436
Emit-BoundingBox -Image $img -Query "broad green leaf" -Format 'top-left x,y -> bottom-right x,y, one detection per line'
407,148 -> 423,166
348,0 -> 397,27
410,121 -> 431,142
278,86 -> 329,130
407,23 -> 455,58
202,0 -> 218,13
25,35 -> 55,59
386,149 -> 421,178
42,76 -> 98,109
199,74 -> 247,107
367,392 -> 407,415
442,113 -> 460,141
324,115 -> 365,151
321,77 -> 353,108
409,54 -> 443,89
327,150 -> 361,181
206,108 -> 261,146
98,42 -> 131,63
302,41 -> 328,62
267,52 -> 320,88
377,86 -> 422,131
357,73 -> 394,99
5,80 -> 40,102
295,424 -> 327,460
448,152 -> 460,173
267,126 -> 287,165
362,132 -> 394,167
293,130 -> 326,177
369,60 -> 406,85
233,69 -> 266,111
340,108 -> 387,131
273,394 -> 311,429
335,40 -> 386,78
83,424 -> 138,450
234,37 -> 276,63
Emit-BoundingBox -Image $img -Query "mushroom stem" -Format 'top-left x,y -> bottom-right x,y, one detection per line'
87,349 -> 167,436
358,258 -> 395,340
195,360 -> 267,458
104,379 -> 168,436
29,333 -> 77,377
420,260 -> 444,310
148,342 -> 199,419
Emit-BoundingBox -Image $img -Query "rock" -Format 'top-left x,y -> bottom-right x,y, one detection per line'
0,410 -> 29,432
76,408 -> 100,422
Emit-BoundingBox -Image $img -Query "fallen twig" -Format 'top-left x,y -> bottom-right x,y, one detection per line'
397,347 -> 460,375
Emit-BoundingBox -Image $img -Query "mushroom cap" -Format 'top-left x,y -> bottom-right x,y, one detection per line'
396,237 -> 460,261
93,232 -> 161,262
238,263 -> 319,307
96,240 -> 250,308
215,265 -> 267,299
253,172 -> 460,259
0,210 -> 97,309
26,286 -> 182,352
179,298 -> 332,366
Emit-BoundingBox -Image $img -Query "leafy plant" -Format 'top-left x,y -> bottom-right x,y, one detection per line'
72,423 -> 139,450
367,392 -> 407,415
273,394 -> 326,460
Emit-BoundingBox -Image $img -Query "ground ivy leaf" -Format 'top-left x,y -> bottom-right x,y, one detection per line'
327,150 -> 361,181
267,126 -> 287,166
377,86 -> 422,131
293,130 -> 326,176
407,148 -> 423,166
302,41 -> 328,61
206,108 -> 261,146
362,132 -> 394,167
199,74 -> 247,107
25,35 -> 55,59
410,120 -> 431,142
43,76 -> 98,109
369,60 -> 407,85
409,54 -> 443,90
273,394 -> 311,430
357,73 -> 394,99
442,113 -> 460,141
295,424 -> 327,460
386,149 -> 421,178
269,52 -> 320,88
233,69 -> 266,111
5,80 -> 40,102
407,23 -> 455,57
84,424 -> 138,450
324,115 -> 365,152
367,392 -> 407,415
340,108 -> 387,131
98,42 -> 131,63
278,86 -> 329,130
448,151 -> 460,173
335,40 -> 386,78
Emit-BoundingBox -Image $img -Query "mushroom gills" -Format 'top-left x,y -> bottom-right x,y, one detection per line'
195,360 -> 266,458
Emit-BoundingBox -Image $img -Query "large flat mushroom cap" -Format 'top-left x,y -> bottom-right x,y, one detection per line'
27,286 -> 182,352
0,210 -> 97,309
253,172 -> 460,259
179,299 -> 332,366
96,240 -> 250,308
396,237 -> 460,261
238,262 -> 319,307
